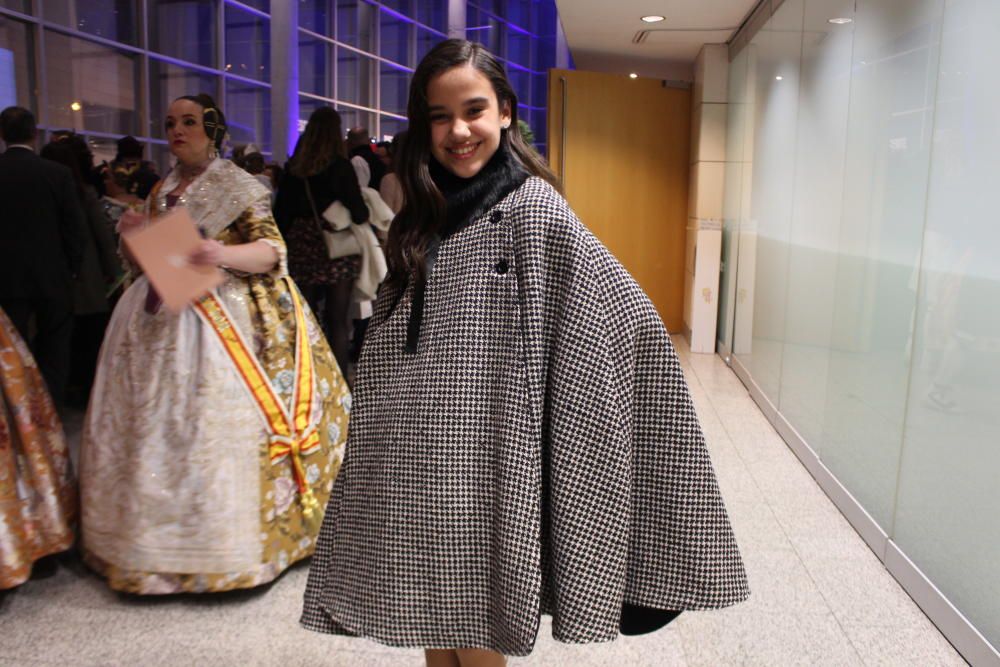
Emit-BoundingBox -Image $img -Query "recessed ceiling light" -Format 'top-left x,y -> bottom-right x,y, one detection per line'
828,17 -> 853,24
629,73 -> 638,79
641,15 -> 665,23
70,101 -> 82,111
775,76 -> 783,81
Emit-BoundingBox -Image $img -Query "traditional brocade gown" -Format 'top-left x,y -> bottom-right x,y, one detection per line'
0,307 -> 77,589
80,158 -> 350,594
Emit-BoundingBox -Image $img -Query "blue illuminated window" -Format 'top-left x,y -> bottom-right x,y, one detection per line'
149,0 -> 217,67
226,79 -> 272,152
299,33 -> 331,97
149,58 -> 220,137
225,3 -> 270,81
44,0 -> 138,45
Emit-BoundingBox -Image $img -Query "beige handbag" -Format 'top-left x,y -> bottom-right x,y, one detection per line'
322,188 -> 392,302
304,178 -> 361,259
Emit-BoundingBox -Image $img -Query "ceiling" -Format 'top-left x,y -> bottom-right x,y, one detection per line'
554,0 -> 760,81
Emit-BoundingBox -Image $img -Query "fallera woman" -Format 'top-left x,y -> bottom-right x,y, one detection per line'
0,306 -> 76,590
80,94 -> 350,594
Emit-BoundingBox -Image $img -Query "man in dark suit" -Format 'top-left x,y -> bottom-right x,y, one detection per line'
0,106 -> 87,404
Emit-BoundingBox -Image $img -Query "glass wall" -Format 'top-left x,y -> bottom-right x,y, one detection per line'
721,0 -> 1000,653
0,0 -> 270,168
43,0 -> 139,45
0,15 -> 35,112
149,0 -> 218,67
466,0 -> 557,154
293,1 -> 558,150
1,1 -> 562,173
298,1 -> 429,144
44,30 -> 140,135
895,0 -> 1000,648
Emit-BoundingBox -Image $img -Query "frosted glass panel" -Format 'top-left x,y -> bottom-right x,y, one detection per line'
894,0 -> 1000,649
821,0 -> 943,529
778,0 -> 854,447
731,47 -> 757,361
733,0 -> 804,403
717,48 -> 750,353
722,0 -> 1000,654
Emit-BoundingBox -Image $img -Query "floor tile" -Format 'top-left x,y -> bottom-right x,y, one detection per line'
802,552 -> 934,630
736,612 -> 863,667
741,546 -> 833,616
673,606 -> 747,667
840,621 -> 968,667
1,349 -> 968,667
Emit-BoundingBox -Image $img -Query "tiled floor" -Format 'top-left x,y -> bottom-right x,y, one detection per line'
0,339 -> 968,666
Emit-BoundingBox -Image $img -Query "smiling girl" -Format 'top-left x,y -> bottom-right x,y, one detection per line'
302,40 -> 749,665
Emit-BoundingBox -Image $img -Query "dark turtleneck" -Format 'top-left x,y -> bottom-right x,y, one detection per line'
405,140 -> 529,353
428,139 -> 528,240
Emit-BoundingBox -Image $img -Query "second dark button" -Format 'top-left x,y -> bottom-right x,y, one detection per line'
489,210 -> 503,224
494,259 -> 509,275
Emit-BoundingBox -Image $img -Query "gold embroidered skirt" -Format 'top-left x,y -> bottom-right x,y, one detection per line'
0,307 -> 77,590
80,274 -> 349,594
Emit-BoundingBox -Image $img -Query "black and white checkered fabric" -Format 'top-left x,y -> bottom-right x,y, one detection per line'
301,177 -> 749,656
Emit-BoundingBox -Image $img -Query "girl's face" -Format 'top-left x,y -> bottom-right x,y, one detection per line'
165,98 -> 213,165
426,64 -> 511,179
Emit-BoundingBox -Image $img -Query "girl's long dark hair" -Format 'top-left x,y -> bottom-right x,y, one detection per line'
289,106 -> 347,178
386,39 -> 557,287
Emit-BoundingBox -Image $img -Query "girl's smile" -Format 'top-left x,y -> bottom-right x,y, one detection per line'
427,65 -> 510,179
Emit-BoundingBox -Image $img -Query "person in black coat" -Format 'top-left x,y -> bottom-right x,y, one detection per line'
274,107 -> 368,382
0,107 -> 87,404
41,136 -> 122,405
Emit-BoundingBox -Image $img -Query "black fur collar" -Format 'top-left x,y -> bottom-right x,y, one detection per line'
430,140 -> 529,238
405,142 -> 529,354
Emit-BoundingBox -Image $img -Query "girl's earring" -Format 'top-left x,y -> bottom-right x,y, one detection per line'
501,122 -> 510,130
209,145 -> 219,160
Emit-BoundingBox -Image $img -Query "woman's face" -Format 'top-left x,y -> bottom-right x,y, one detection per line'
165,98 -> 213,165
426,65 -> 510,179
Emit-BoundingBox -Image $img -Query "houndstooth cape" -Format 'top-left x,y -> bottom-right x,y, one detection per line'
301,176 -> 749,656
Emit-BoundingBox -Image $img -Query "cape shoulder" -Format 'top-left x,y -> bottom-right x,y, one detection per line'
505,176 -> 584,245
505,176 -> 660,325
505,176 -> 627,284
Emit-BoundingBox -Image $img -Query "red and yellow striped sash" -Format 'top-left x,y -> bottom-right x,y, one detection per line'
193,277 -> 322,520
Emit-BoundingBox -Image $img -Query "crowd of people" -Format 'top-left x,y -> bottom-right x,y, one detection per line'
0,39 -> 748,667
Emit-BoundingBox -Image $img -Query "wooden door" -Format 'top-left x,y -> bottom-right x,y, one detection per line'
547,68 -> 690,332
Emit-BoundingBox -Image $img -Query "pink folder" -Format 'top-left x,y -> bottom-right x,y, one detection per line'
122,208 -> 224,313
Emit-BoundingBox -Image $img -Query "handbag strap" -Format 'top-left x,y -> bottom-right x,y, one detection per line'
303,176 -> 328,232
